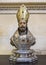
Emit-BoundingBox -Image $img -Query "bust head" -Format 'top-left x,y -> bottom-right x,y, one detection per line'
18,19 -> 27,32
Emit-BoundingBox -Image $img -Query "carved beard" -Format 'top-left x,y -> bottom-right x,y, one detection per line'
18,26 -> 28,35
19,26 -> 26,32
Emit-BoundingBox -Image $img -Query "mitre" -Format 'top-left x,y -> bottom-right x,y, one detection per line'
16,4 -> 29,23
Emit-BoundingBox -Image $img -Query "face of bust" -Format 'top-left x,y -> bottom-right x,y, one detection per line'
18,19 -> 27,32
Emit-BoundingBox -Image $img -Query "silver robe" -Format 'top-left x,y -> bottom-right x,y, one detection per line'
10,29 -> 36,50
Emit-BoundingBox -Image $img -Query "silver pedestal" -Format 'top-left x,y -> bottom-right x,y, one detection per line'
9,49 -> 38,64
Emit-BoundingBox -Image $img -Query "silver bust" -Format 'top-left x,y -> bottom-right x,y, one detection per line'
9,4 -> 37,63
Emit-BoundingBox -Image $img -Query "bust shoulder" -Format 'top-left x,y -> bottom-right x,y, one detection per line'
13,30 -> 19,38
27,30 -> 35,40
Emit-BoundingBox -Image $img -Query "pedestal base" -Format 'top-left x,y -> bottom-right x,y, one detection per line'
9,49 -> 38,65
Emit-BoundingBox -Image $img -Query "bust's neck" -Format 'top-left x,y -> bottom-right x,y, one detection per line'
18,27 -> 28,35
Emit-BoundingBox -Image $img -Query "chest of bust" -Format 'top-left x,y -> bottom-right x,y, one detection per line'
15,34 -> 31,44
19,35 -> 27,44
14,31 -> 34,49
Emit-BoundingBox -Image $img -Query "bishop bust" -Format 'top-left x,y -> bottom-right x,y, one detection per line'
10,4 -> 35,49
9,4 -> 37,63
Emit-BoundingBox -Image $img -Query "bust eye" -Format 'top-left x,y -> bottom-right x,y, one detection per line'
19,22 -> 22,24
23,22 -> 26,24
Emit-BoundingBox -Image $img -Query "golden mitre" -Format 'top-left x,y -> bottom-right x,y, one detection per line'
16,4 -> 29,23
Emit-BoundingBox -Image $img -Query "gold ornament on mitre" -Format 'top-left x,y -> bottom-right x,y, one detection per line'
16,4 -> 29,23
